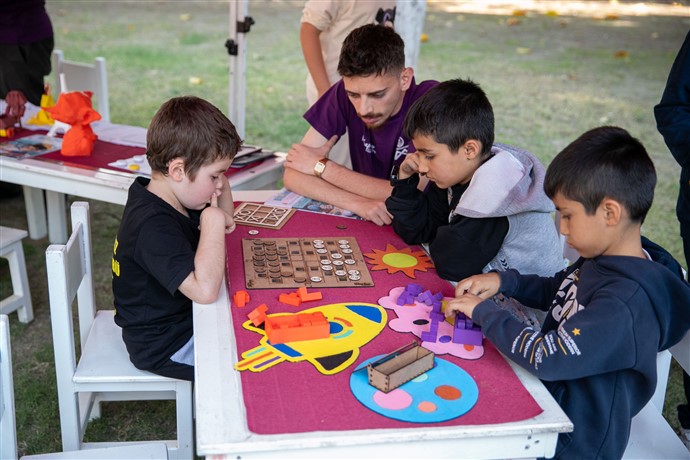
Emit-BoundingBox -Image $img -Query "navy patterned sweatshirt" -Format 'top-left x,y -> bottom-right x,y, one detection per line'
472,238 -> 690,459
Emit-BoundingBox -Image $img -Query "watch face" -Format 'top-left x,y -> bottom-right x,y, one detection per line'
314,159 -> 327,177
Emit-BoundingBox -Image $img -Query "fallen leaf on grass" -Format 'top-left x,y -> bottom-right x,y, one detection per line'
516,47 -> 532,55
614,50 -> 629,59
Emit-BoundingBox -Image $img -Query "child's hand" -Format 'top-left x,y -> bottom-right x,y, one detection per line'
455,272 -> 501,299
208,192 -> 236,234
445,293 -> 484,320
398,153 -> 421,179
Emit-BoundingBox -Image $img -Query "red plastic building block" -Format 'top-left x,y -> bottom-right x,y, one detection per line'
297,287 -> 323,302
279,292 -> 302,307
247,304 -> 268,326
233,290 -> 250,307
265,311 -> 330,344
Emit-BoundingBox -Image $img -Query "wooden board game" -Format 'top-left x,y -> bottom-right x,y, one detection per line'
234,203 -> 295,229
242,237 -> 374,289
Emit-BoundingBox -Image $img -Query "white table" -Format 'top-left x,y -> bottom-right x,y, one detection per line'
0,150 -> 285,243
193,192 -> 573,459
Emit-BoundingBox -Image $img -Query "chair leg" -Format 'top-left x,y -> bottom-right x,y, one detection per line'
58,391 -> 84,452
9,243 -> 33,323
0,241 -> 34,323
46,191 -> 68,244
172,382 -> 194,460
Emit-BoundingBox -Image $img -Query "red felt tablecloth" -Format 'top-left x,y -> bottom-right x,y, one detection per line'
226,208 -> 543,435
14,128 -> 259,177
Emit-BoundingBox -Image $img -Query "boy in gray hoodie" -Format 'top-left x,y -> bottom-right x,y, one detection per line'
386,79 -> 564,284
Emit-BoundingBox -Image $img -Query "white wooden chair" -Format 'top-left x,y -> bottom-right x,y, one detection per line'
0,226 -> 33,323
623,330 -> 690,458
1,315 -> 169,460
27,50 -> 111,245
52,49 -> 110,123
45,202 -> 193,459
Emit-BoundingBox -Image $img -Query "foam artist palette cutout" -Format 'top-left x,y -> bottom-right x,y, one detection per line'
233,203 -> 296,229
351,355 -> 479,423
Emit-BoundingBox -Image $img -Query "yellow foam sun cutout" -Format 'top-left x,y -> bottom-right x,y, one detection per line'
364,244 -> 434,278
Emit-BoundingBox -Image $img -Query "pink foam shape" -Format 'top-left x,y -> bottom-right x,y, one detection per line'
378,287 -> 484,360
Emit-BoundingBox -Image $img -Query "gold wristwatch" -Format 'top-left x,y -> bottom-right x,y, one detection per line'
314,158 -> 329,178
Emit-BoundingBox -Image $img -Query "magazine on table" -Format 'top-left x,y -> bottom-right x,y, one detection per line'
0,134 -> 62,159
264,188 -> 362,220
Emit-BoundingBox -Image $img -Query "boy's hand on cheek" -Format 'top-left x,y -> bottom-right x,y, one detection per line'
200,205 -> 235,234
399,154 -> 420,179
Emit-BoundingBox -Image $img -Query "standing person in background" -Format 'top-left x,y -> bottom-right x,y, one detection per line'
0,0 -> 53,198
0,0 -> 53,106
300,0 -> 396,167
655,29 -> 690,450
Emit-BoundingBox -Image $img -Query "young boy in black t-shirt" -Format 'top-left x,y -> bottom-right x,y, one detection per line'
112,96 -> 241,381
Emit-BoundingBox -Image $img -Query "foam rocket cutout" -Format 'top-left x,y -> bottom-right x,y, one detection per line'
235,302 -> 387,375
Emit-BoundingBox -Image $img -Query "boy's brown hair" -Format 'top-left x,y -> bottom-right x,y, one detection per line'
146,96 -> 242,180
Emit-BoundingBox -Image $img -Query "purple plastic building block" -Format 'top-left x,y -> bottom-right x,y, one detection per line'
421,319 -> 439,342
416,290 -> 434,305
406,283 -> 423,296
452,314 -> 483,346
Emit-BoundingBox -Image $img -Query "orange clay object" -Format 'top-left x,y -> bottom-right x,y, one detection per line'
265,312 -> 329,344
297,287 -> 323,302
233,290 -> 250,307
247,304 -> 268,326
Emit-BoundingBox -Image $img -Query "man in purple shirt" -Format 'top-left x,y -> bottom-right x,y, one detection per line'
284,24 -> 437,225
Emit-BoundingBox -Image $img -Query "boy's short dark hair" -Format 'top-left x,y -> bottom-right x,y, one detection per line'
403,79 -> 495,157
146,96 -> 242,180
337,24 -> 405,78
544,126 -> 656,223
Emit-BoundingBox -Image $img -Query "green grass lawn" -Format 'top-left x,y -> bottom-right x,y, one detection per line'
1,0 -> 689,456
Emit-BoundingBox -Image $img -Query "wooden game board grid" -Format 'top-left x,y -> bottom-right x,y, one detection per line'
233,202 -> 295,229
242,237 -> 375,289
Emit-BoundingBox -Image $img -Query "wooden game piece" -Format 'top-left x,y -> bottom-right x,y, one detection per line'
233,202 -> 296,229
367,341 -> 435,393
265,311 -> 329,344
242,237 -> 374,289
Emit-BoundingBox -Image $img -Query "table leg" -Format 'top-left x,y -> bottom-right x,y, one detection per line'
22,186 -> 47,240
46,191 -> 67,244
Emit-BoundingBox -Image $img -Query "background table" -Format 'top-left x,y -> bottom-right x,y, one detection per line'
193,195 -> 573,459
0,133 -> 285,243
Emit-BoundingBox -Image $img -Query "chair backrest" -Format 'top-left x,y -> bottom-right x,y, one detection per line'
52,49 -> 110,123
46,202 -> 97,384
0,315 -> 18,460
